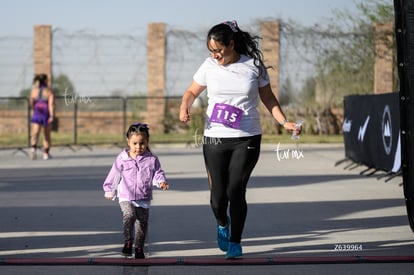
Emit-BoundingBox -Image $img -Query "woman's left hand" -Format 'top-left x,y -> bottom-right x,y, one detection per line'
284,122 -> 302,136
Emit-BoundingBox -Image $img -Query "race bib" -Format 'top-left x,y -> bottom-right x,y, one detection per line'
210,103 -> 243,129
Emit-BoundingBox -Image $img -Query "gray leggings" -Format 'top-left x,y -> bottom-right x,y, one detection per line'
203,135 -> 261,243
119,201 -> 149,249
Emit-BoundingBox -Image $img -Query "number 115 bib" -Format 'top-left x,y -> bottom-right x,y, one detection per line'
210,103 -> 243,129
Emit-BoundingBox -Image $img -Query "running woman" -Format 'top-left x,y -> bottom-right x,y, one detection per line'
179,20 -> 301,258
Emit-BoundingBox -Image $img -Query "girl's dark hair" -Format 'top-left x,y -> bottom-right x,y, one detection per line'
207,21 -> 268,78
33,74 -> 48,87
126,123 -> 150,139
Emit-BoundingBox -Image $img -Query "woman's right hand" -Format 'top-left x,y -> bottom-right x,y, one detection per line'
179,107 -> 191,122
179,82 -> 206,123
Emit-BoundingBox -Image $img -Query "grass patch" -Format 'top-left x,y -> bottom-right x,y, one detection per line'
261,134 -> 343,144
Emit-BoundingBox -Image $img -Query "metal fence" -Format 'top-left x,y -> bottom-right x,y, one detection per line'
0,96 -> 204,150
2,19 -> 379,150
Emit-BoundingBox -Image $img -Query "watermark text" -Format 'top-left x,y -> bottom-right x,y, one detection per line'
274,142 -> 304,161
64,88 -> 92,106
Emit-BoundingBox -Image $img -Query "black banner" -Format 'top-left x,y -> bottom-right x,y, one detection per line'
343,93 -> 400,173
394,0 -> 414,231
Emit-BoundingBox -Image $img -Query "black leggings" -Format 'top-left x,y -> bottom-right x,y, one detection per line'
203,135 -> 261,243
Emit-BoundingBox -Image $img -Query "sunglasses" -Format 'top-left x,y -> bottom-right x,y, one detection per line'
128,123 -> 149,134
131,123 -> 148,129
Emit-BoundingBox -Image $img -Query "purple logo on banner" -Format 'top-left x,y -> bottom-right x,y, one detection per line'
210,103 -> 243,129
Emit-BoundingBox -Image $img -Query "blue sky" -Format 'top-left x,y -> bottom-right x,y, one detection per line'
0,0 -> 364,96
1,0 -> 361,36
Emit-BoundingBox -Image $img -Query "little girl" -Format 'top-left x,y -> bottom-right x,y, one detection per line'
103,123 -> 169,259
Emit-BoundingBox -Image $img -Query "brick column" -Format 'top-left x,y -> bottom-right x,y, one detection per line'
261,21 -> 280,99
33,25 -> 52,87
260,21 -> 281,134
374,22 -> 394,94
146,23 -> 166,133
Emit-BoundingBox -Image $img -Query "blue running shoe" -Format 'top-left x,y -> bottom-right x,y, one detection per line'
217,219 -> 230,251
226,242 -> 242,259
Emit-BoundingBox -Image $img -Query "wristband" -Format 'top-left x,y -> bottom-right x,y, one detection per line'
281,119 -> 287,126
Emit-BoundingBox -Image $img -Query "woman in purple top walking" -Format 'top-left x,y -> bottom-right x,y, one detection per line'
103,123 -> 169,259
30,74 -> 55,160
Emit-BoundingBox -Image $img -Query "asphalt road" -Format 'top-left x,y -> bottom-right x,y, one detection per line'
0,143 -> 413,274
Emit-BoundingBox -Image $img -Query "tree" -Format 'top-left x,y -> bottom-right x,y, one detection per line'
293,0 -> 394,108
279,77 -> 294,106
52,74 -> 75,97
19,88 -> 31,99
315,0 -> 394,102
299,77 -> 316,106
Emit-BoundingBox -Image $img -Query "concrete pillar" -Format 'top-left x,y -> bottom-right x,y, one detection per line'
146,23 -> 166,133
261,21 -> 280,99
374,22 -> 394,94
33,25 -> 52,87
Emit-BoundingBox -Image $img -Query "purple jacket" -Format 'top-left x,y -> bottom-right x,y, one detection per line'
103,149 -> 167,201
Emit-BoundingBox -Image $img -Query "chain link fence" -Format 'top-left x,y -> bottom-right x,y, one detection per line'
1,16 -> 392,149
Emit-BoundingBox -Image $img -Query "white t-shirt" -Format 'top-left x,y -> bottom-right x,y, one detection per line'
193,55 -> 270,138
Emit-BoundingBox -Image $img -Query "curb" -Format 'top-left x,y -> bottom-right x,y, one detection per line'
1,256 -> 414,266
